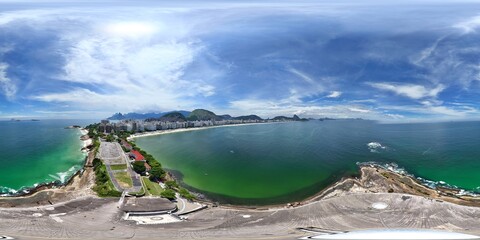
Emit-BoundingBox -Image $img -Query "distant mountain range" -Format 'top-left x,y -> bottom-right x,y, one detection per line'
107,109 -> 309,122
107,111 -> 191,120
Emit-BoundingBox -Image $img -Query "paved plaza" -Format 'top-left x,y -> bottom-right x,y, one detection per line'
0,193 -> 479,239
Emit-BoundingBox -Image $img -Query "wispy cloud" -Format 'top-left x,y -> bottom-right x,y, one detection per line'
368,82 -> 445,100
453,15 -> 480,34
0,63 -> 17,101
326,91 -> 342,98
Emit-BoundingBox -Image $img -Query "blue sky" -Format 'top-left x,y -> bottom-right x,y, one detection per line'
1,1 -> 480,121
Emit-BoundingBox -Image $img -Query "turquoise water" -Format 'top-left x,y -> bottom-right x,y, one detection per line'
0,119 -> 92,195
135,120 -> 480,205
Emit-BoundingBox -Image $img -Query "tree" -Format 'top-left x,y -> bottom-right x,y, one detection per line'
165,180 -> 178,189
160,189 -> 176,200
132,161 -> 146,174
149,165 -> 165,181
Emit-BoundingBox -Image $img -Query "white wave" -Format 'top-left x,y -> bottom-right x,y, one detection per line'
357,161 -> 480,197
367,142 -> 386,153
49,166 -> 79,183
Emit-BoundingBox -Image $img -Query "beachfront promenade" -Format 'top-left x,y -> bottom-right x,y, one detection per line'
0,193 -> 479,239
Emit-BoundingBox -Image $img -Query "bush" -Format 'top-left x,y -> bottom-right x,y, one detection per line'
132,161 -> 146,174
149,165 -> 165,181
179,188 -> 195,201
160,189 -> 176,200
165,180 -> 178,189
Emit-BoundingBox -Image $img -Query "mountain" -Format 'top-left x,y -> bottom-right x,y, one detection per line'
107,111 -> 190,120
234,115 -> 263,121
157,112 -> 187,122
219,114 -> 233,120
272,115 -> 308,121
187,109 -> 222,121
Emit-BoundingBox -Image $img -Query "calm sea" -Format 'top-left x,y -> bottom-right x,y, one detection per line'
135,120 -> 480,205
0,119 -> 93,195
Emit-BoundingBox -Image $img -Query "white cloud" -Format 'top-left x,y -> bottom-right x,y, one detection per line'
30,14 -> 221,113
227,98 -> 381,119
326,91 -> 342,98
348,107 -> 370,113
368,82 -> 445,100
288,67 -> 317,85
0,63 -> 17,100
454,15 -> 480,34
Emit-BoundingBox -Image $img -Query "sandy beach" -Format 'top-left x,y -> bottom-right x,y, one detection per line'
128,122 -> 282,140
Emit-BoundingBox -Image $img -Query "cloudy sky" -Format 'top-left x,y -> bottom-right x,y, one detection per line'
1,1 -> 480,121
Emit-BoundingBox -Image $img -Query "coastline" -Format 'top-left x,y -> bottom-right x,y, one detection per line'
2,122 -> 480,210
211,164 -> 480,211
0,127 -> 95,204
128,121 -> 284,140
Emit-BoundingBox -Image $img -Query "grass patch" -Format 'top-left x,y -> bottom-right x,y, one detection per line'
142,177 -> 163,196
92,159 -> 121,197
110,164 -> 127,170
114,172 -> 133,188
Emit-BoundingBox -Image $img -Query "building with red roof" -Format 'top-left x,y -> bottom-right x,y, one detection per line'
129,150 -> 145,161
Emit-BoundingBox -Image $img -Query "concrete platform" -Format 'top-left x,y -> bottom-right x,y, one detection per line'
0,193 -> 479,239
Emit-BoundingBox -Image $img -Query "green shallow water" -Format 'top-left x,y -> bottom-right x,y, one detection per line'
0,120 -> 92,195
135,120 -> 480,205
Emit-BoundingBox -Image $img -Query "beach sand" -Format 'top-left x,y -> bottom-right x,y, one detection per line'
128,122 -> 282,140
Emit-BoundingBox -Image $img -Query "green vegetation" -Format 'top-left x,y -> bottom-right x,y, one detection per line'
179,187 -> 195,201
142,177 -> 163,196
164,179 -> 195,201
105,134 -> 115,142
160,189 -> 176,200
85,124 -> 101,154
92,158 -> 121,197
187,109 -> 221,121
117,130 -> 132,140
157,112 -> 187,122
114,172 -> 133,188
119,137 -> 193,200
110,164 -> 127,170
132,161 -> 146,174
165,180 -> 179,189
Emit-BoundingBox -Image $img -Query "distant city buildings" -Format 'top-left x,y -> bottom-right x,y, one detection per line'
97,118 -> 267,134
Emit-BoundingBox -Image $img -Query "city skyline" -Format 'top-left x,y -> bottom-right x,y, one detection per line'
1,1 -> 480,122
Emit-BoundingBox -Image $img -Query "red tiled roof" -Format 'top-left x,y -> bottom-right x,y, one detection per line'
131,150 -> 145,161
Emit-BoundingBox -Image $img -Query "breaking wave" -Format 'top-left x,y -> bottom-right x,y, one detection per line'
367,142 -> 387,153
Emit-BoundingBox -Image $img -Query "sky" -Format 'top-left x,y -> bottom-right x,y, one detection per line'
1,1 -> 480,121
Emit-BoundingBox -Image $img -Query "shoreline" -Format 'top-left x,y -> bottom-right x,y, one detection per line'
2,122 -> 480,210
210,164 -> 480,211
0,127 -> 95,201
128,121 -> 285,140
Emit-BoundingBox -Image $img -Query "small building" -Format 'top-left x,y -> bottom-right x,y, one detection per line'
130,150 -> 145,161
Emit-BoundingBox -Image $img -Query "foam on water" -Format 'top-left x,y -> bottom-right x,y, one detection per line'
367,142 -> 387,153
358,161 -> 480,197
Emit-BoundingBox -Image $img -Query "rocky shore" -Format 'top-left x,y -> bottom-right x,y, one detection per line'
305,165 -> 480,208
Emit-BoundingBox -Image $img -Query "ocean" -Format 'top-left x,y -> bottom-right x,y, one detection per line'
135,120 -> 480,205
0,119 -> 92,195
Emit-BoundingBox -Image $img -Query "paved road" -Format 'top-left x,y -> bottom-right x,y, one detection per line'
105,164 -> 123,192
1,193 -> 479,239
99,142 -> 142,193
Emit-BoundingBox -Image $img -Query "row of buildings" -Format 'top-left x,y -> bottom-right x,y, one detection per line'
98,119 -> 264,134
